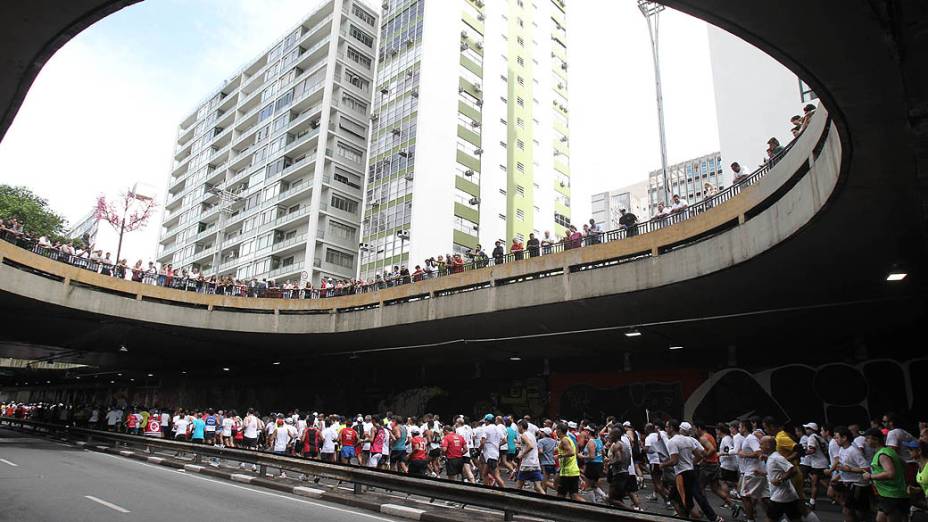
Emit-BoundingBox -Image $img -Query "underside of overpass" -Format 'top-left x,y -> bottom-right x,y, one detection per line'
0,1 -> 926,423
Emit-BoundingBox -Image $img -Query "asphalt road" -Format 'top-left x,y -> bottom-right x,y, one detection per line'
0,428 -> 404,522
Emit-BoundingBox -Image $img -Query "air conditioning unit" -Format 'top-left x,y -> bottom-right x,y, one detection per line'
411,89 -> 419,98
461,30 -> 469,39
561,62 -> 568,70
550,52 -> 556,58
392,128 -> 401,135
473,225 -> 479,231
381,1 -> 389,9
558,82 -> 564,89
460,42 -> 469,51
458,86 -> 466,94
469,197 -> 481,205
310,120 -> 320,129
553,150 -> 560,156
475,99 -> 483,106
380,87 -> 389,94
405,38 -> 414,47
406,70 -> 414,77
398,148 -> 409,157
475,41 -> 484,50
473,83 -> 482,92
464,169 -> 475,177
474,148 -> 484,155
404,173 -> 414,181
560,181 -> 566,187
371,113 -> 379,121
390,49 -> 399,56
476,0 -> 485,7
560,136 -> 568,142
478,14 -> 485,21
471,121 -> 481,128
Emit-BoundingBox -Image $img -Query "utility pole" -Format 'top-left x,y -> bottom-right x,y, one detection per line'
209,186 -> 242,277
638,1 -> 671,206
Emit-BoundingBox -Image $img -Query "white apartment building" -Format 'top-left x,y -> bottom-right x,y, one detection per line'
358,0 -> 570,278
707,25 -> 817,176
590,180 -> 649,231
646,151 -> 723,217
157,0 -> 379,286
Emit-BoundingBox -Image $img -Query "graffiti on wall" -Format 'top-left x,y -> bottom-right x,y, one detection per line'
684,358 -> 927,426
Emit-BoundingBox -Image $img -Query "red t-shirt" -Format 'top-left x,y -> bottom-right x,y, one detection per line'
441,433 -> 466,459
339,427 -> 357,447
410,436 -> 428,461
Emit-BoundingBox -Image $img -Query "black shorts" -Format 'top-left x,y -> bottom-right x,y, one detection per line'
720,468 -> 739,483
584,462 -> 604,481
624,474 -> 640,493
877,496 -> 910,517
543,464 -> 557,475
390,450 -> 407,463
558,475 -> 580,495
808,467 -> 826,478
205,431 -> 216,442
485,458 -> 499,471
244,436 -> 257,448
446,458 -> 464,477
842,483 -> 872,511
429,448 -> 442,459
699,463 -> 720,484
767,500 -> 802,521
409,459 -> 429,475
609,474 -> 629,499
650,463 -> 662,477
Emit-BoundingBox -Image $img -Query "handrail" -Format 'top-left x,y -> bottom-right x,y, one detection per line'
0,109 -> 833,316
1,417 -> 650,522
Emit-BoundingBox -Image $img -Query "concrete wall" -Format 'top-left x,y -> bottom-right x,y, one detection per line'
0,109 -> 840,335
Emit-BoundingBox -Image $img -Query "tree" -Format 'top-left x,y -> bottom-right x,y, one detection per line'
96,190 -> 157,262
0,185 -> 67,238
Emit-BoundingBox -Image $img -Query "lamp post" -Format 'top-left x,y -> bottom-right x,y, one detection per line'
638,0 -> 671,206
209,186 -> 242,276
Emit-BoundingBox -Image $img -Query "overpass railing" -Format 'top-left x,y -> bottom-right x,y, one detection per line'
1,417 -> 654,522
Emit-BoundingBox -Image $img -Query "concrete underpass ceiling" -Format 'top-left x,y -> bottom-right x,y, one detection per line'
0,1 -> 927,380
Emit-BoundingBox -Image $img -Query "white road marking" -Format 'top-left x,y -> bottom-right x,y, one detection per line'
90,451 -> 395,521
381,504 -> 425,520
0,458 -> 18,467
84,495 -> 130,513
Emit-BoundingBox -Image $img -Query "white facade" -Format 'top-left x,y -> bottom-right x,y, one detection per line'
359,0 -> 570,279
157,0 -> 379,285
590,180 -> 649,231
707,25 -> 816,175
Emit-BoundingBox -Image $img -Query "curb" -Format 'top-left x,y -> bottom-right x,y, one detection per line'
72,440 -> 496,522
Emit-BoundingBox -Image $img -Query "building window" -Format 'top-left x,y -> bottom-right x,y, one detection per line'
517,139 -> 525,150
516,185 -> 525,197
349,25 -> 374,48
325,248 -> 355,268
516,209 -> 525,221
352,4 -> 376,26
331,194 -> 359,213
517,56 -> 524,67
516,162 -> 525,172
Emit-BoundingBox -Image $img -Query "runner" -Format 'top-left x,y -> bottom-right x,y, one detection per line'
803,422 -> 829,510
663,420 -> 721,522
737,420 -> 769,522
717,422 -> 740,512
190,412 -> 206,444
408,427 -> 429,476
862,428 -> 909,522
556,423 -> 584,502
537,427 -> 558,492
338,421 -> 358,464
441,425 -> 467,481
514,420 -> 545,494
833,425 -> 872,522
320,417 -> 338,462
581,425 -> 607,503
696,422 -> 732,508
761,435 -> 803,522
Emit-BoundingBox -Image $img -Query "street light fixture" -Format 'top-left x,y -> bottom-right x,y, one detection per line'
638,0 -> 671,206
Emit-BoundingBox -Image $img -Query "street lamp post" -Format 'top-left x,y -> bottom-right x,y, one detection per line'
209,186 -> 242,277
638,0 -> 672,206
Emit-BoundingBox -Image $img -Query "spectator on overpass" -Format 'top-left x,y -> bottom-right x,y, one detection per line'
618,208 -> 638,238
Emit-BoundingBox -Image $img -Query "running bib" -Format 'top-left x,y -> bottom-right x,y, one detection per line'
144,419 -> 163,438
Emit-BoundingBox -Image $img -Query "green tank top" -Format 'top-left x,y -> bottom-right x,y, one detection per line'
559,437 -> 581,477
871,447 -> 907,498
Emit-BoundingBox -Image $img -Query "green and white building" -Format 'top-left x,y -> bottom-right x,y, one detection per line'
359,0 -> 570,278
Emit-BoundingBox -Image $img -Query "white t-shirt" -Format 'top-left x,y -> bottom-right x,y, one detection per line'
222,417 -> 234,437
482,424 -> 502,460
719,434 -> 739,471
160,412 -> 170,426
828,438 -> 842,480
272,425 -> 297,452
456,424 -> 474,450
837,444 -> 868,485
766,451 -> 799,503
806,433 -> 829,469
739,433 -> 764,474
886,428 -> 914,462
644,432 -> 666,465
243,415 -> 259,438
854,434 -> 876,463
321,426 -> 338,453
497,424 -> 509,452
671,198 -> 688,211
105,409 -> 123,426
174,417 -> 190,436
362,422 -> 373,450
799,435 -> 811,466
525,422 -> 539,437
621,435 -> 637,475
667,434 -> 700,475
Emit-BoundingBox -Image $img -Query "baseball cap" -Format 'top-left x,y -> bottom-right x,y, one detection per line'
622,421 -> 632,428
679,421 -> 694,432
410,427 -> 420,435
483,413 -> 495,422
802,422 -> 819,431
567,421 -> 578,429
541,427 -> 552,435
902,439 -> 919,449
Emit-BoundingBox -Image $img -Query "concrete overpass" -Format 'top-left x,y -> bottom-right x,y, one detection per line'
0,1 -> 925,420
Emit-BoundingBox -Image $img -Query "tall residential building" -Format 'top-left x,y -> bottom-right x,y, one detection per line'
358,0 -> 570,278
590,180 -> 649,231
646,151 -> 723,217
707,25 -> 816,176
157,0 -> 379,286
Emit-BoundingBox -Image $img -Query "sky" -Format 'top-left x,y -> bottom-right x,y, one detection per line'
0,0 -> 720,262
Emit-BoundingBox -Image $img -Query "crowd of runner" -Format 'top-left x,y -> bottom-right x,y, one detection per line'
4,401 -> 927,522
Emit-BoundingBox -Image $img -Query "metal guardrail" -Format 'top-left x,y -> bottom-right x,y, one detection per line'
1,417 -> 656,522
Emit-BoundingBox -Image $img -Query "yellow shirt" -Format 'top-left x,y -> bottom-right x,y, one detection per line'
558,437 -> 581,477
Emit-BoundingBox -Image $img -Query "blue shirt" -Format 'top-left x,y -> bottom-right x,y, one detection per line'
191,418 -> 206,440
507,426 -> 518,454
